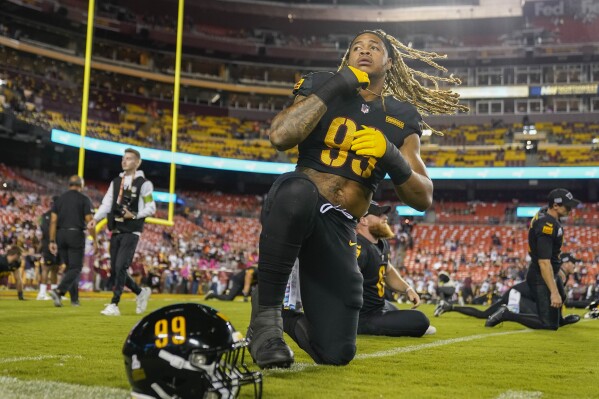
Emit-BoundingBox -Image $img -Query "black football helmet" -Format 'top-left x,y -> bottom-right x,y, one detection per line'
123,303 -> 262,399
584,300 -> 599,319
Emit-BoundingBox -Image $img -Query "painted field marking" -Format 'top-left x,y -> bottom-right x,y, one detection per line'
0,376 -> 129,399
0,354 -> 83,364
496,390 -> 543,398
266,329 -> 532,374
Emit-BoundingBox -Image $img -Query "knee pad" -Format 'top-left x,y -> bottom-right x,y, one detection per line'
317,342 -> 356,366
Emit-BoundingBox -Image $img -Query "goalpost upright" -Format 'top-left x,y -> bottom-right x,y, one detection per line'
78,0 -> 187,228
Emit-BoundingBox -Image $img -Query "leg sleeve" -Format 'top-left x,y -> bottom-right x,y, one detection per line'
358,309 -> 430,337
296,212 -> 363,365
258,173 -> 319,307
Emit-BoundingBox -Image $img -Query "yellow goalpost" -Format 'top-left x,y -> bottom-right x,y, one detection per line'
77,0 -> 186,229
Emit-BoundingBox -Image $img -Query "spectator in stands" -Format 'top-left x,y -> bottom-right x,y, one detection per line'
354,201 -> 434,337
88,148 -> 155,316
435,252 -> 580,328
48,175 -> 95,307
37,196 -> 62,300
205,265 -> 257,302
485,189 -> 581,329
0,246 -> 24,300
248,29 -> 466,369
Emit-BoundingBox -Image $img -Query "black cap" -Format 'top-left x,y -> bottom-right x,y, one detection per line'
548,188 -> 580,209
560,252 -> 581,264
366,201 -> 391,216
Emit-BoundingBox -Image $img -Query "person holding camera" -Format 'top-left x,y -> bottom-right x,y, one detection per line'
88,148 -> 156,316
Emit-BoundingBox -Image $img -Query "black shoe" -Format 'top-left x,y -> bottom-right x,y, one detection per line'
561,314 -> 580,326
49,290 -> 63,307
434,300 -> 452,317
485,305 -> 508,327
204,290 -> 215,300
248,306 -> 294,369
250,335 -> 294,369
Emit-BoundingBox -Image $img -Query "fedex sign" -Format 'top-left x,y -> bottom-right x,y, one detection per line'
534,1 -> 565,16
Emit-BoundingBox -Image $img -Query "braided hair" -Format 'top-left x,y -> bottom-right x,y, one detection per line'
340,29 -> 469,135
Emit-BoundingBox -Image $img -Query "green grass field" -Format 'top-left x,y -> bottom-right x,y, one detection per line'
0,291 -> 597,399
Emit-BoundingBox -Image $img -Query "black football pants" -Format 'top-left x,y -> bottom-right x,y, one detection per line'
56,229 -> 85,301
258,172 -> 363,365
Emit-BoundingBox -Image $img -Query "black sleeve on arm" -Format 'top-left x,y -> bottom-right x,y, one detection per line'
399,104 -> 424,139
292,72 -> 334,97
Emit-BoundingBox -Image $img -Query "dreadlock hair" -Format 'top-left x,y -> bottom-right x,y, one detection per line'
340,29 -> 469,136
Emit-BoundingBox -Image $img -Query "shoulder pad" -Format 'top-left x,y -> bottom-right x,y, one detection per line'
384,99 -> 423,136
293,71 -> 335,97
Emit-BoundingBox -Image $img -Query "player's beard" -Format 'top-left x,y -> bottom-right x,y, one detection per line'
369,221 -> 394,239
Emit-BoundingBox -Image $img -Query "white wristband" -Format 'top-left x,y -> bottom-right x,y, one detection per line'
406,287 -> 414,293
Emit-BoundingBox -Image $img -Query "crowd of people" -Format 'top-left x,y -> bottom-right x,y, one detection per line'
1,164 -> 597,308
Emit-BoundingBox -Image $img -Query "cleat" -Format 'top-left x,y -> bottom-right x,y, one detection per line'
136,287 -> 151,314
561,314 -> 580,326
71,301 -> 81,307
251,337 -> 294,369
204,290 -> 216,300
247,289 -> 293,369
424,325 -> 437,335
101,303 -> 121,316
49,290 -> 63,307
485,305 -> 508,327
434,300 -> 452,317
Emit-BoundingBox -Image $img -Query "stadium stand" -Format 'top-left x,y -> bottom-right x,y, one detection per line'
0,0 -> 597,304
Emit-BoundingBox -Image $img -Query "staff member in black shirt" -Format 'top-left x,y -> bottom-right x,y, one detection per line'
0,246 -> 24,300
88,148 -> 155,316
485,188 -> 581,330
48,175 -> 95,307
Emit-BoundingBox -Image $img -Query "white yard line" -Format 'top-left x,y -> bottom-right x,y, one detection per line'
266,329 -> 532,374
0,376 -> 129,399
0,354 -> 82,364
496,390 -> 543,399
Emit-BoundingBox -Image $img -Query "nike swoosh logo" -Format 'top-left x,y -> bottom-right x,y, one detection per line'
349,241 -> 357,246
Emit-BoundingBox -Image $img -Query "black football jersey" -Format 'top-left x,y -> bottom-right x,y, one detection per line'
526,207 -> 563,284
356,233 -> 391,315
293,72 -> 423,193
0,255 -> 20,277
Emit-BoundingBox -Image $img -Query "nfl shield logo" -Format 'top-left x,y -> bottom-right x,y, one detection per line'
361,104 -> 370,114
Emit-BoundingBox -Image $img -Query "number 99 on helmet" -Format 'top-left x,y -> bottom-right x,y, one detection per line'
122,303 -> 262,399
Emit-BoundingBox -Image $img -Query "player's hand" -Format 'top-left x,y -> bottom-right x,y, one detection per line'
351,125 -> 413,185
550,291 -> 563,308
87,219 -> 97,230
351,125 -> 388,158
49,242 -> 58,256
340,65 -> 370,90
406,287 -> 421,309
314,66 -> 370,104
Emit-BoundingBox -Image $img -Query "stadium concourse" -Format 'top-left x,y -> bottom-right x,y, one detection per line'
0,164 -> 597,305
